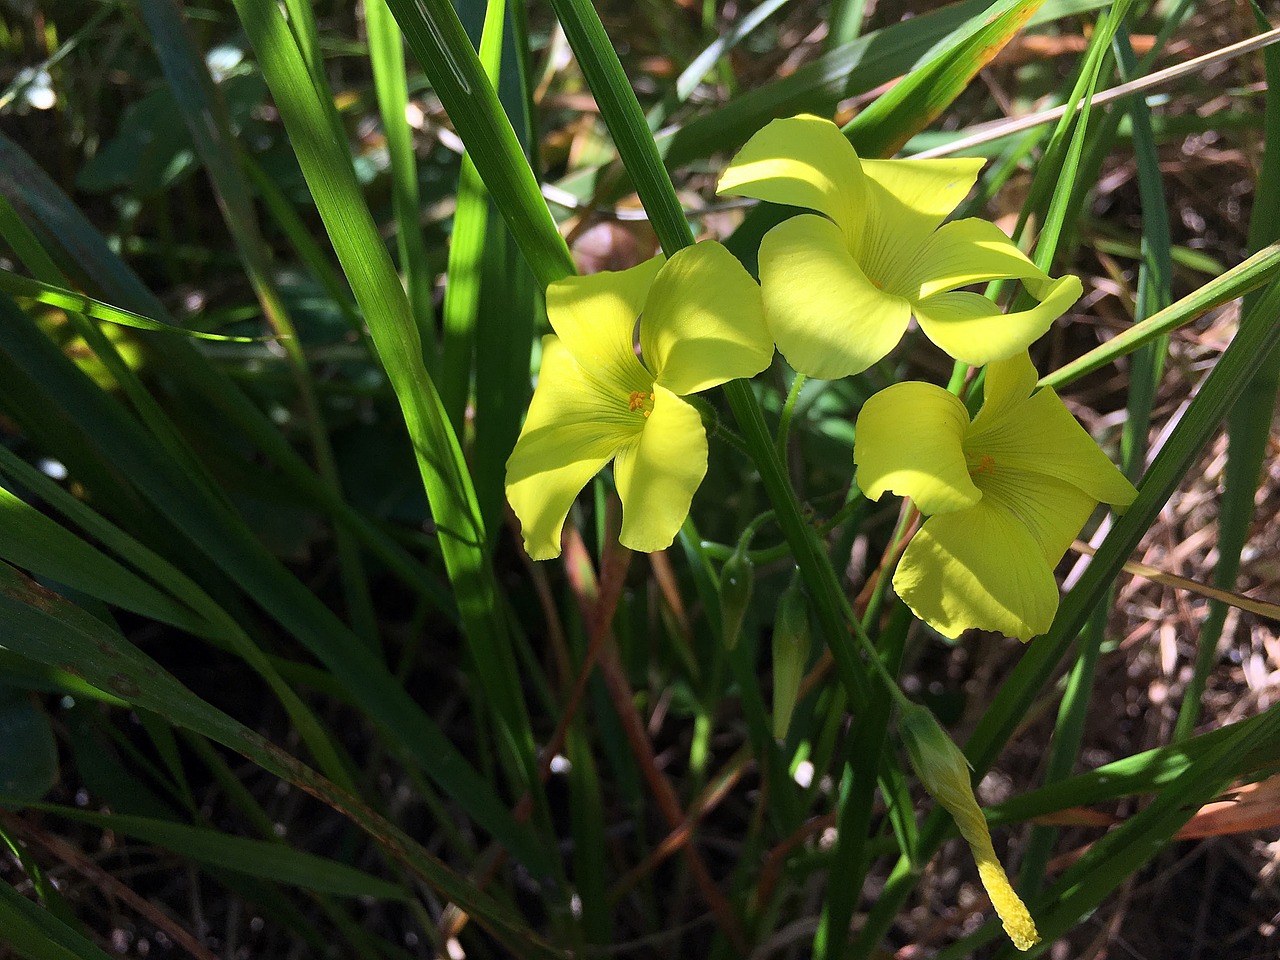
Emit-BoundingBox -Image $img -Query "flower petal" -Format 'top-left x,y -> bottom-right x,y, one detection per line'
505,337 -> 641,559
716,114 -> 865,234
854,382 -> 980,515
613,385 -> 708,553
902,218 -> 1076,301
758,214 -> 912,379
546,256 -> 663,395
912,273 -> 1080,366
968,370 -> 1139,507
892,502 -> 1060,641
641,241 -> 773,396
977,471 -> 1101,569
858,157 -> 984,284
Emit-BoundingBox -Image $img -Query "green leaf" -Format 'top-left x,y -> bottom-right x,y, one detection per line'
0,686 -> 57,802
0,561 -> 561,959
0,271 -> 262,341
18,805 -> 410,901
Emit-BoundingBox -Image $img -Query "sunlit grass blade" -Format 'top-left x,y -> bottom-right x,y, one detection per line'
662,0 -> 1111,169
845,0 -> 1047,158
0,133 -> 448,616
0,562 -> 562,959
1040,241 -> 1280,388
365,0 -> 437,370
439,0 -> 507,433
382,0 -> 573,289
0,271 -> 260,342
0,294 -> 549,874
232,0 -> 555,864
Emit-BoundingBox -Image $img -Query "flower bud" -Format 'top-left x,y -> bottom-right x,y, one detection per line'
898,703 -> 1040,951
771,575 -> 811,740
719,547 -> 754,650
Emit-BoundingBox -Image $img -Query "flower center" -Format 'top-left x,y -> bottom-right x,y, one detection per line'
627,389 -> 655,418
966,452 -> 997,476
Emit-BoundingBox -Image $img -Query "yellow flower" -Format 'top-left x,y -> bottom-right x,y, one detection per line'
855,352 -> 1137,640
898,702 -> 1040,951
505,242 -> 773,560
716,114 -> 1081,379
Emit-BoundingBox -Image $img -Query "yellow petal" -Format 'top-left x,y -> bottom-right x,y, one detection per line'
758,214 -> 911,379
969,356 -> 1138,507
912,275 -> 1080,366
858,157 -> 985,287
902,218 -> 1066,301
641,241 -> 773,396
893,501 -> 1060,641
546,257 -> 663,394
977,471 -> 1104,569
505,337 -> 642,560
854,381 -> 981,515
717,114 -> 865,235
613,385 -> 708,553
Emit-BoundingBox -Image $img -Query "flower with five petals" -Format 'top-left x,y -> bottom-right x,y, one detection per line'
855,352 -> 1138,640
506,242 -> 773,560
717,114 -> 1082,379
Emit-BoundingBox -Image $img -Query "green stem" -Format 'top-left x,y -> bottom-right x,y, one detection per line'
775,372 -> 806,457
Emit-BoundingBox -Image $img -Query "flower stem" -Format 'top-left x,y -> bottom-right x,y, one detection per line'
775,372 -> 807,457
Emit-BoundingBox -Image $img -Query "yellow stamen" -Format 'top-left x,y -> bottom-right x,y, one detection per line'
627,390 -> 647,412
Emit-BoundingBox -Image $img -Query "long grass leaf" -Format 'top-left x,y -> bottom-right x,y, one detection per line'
232,0 -> 552,860
0,295 -> 549,874
16,805 -> 410,901
845,0 -> 1047,158
366,0 -> 438,369
382,0 -> 574,288
138,0 -> 379,645
0,562 -> 561,959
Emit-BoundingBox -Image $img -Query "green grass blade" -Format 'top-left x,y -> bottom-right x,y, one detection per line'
1040,241 -> 1280,388
0,295 -> 549,874
1175,5 -> 1280,740
366,0 -> 438,370
0,881 -> 111,960
440,0 -> 506,432
988,707 -> 1280,823
232,0 -> 552,860
382,0 -> 574,289
18,805 -> 410,900
0,562 -> 561,959
0,485 -> 211,637
0,270 -> 259,342
844,0 -> 1047,158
